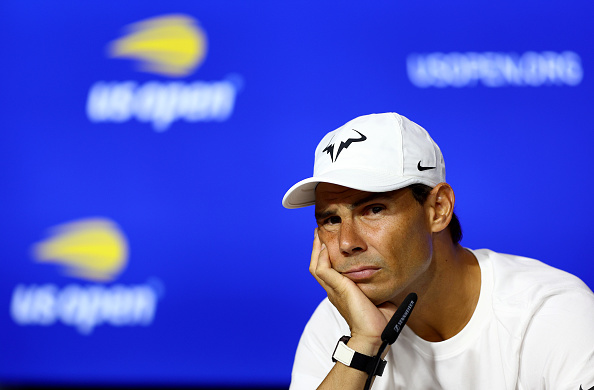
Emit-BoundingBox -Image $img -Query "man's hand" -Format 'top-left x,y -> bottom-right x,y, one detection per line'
310,229 -> 397,355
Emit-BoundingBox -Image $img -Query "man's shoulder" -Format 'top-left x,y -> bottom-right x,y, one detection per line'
292,298 -> 349,375
474,248 -> 593,305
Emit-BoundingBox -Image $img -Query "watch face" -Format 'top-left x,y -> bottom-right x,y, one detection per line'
332,336 -> 351,362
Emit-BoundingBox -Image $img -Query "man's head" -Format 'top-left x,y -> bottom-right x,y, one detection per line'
283,112 -> 462,303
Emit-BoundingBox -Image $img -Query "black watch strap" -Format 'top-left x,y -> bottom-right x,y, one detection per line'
332,336 -> 387,376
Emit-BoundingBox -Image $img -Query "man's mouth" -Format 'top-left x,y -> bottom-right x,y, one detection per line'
342,266 -> 380,282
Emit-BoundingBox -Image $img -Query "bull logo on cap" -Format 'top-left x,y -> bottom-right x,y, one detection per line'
322,129 -> 367,162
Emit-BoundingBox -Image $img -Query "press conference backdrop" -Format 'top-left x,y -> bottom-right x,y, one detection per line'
0,0 -> 592,388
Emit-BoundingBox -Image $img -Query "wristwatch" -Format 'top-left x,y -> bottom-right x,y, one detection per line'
332,335 -> 387,376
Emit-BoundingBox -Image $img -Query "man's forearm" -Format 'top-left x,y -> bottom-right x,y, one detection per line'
318,335 -> 387,390
318,359 -> 372,390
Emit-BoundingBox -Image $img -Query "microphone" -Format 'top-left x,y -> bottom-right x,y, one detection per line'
381,292 -> 418,344
363,292 -> 418,390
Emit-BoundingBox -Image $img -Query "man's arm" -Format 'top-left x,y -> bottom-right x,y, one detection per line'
315,336 -> 385,390
307,229 -> 397,390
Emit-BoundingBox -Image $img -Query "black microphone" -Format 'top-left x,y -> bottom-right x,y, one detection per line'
363,292 -> 418,390
381,292 -> 418,344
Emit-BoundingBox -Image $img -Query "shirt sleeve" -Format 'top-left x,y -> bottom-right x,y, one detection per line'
518,286 -> 594,390
289,298 -> 349,390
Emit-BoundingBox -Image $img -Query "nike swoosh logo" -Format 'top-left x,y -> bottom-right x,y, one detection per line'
579,385 -> 594,390
417,161 -> 436,171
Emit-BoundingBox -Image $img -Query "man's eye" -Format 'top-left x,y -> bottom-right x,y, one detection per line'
326,216 -> 341,225
370,206 -> 384,214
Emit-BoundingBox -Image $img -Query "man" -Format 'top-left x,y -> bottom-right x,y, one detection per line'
282,113 -> 594,390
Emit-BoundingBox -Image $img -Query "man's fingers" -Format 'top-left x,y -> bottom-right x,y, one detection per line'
310,229 -> 332,291
309,228 -> 322,275
315,246 -> 350,294
310,229 -> 346,293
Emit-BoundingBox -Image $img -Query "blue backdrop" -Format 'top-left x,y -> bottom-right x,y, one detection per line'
1,0 -> 593,387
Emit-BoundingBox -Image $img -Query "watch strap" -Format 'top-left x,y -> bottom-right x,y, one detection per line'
332,336 -> 387,376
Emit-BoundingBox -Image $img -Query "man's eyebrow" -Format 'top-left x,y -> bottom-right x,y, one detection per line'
314,209 -> 335,221
351,192 -> 394,208
314,192 -> 395,221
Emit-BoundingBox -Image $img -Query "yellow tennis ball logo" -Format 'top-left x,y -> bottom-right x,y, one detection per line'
108,14 -> 208,77
32,218 -> 129,282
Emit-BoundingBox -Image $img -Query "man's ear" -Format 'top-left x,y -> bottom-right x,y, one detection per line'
426,183 -> 455,233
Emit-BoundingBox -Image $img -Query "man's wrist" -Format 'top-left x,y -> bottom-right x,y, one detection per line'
332,336 -> 387,377
347,333 -> 384,356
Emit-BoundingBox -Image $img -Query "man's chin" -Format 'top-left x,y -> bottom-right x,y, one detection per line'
358,283 -> 390,306
359,282 -> 410,307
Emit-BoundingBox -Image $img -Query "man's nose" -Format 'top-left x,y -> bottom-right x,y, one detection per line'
338,220 -> 367,256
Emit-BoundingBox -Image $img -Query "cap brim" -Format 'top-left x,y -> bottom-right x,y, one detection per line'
282,169 -> 439,209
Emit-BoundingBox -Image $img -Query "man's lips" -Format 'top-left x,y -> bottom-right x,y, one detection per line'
341,266 -> 380,281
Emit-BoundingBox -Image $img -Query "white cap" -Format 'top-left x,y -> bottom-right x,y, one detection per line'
282,112 -> 445,209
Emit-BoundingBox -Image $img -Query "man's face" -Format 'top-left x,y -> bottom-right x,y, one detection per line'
314,183 -> 434,305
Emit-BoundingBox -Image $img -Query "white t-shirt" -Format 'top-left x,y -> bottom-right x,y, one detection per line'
290,249 -> 594,390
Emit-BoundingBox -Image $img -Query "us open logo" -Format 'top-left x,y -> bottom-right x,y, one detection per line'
86,14 -> 243,132
407,51 -> 583,88
107,14 -> 208,78
10,218 -> 163,335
